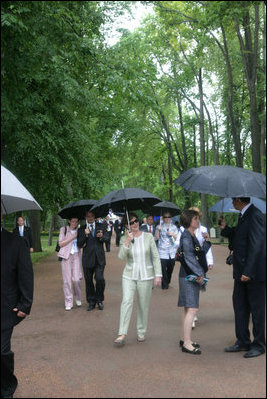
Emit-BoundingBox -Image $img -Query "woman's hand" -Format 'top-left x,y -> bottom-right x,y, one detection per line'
196,276 -> 204,285
125,230 -> 134,246
202,232 -> 210,241
154,276 -> 162,287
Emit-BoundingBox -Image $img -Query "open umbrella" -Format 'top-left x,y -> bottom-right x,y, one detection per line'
1,165 -> 42,215
58,199 -> 97,220
151,200 -> 181,216
174,165 -> 266,198
90,188 -> 161,218
209,197 -> 266,214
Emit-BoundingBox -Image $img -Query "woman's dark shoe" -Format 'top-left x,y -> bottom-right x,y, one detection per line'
182,345 -> 201,355
179,340 -> 200,349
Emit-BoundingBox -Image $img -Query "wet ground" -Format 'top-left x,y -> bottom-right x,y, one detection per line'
12,238 -> 266,398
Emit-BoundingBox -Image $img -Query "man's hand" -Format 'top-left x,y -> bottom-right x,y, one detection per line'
241,275 -> 251,282
13,308 -> 28,318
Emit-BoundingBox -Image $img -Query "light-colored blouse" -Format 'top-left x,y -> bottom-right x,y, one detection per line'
118,232 -> 162,281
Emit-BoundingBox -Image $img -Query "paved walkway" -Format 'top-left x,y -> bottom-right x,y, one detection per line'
13,238 -> 266,398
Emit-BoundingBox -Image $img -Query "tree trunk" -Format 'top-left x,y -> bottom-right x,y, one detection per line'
198,68 -> 208,227
235,4 -> 261,172
28,210 -> 42,252
48,214 -> 55,246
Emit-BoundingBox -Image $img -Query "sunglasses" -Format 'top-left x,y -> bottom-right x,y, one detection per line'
163,216 -> 171,219
129,219 -> 139,225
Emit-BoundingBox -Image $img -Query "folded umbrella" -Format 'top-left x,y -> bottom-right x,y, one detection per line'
1,165 -> 42,215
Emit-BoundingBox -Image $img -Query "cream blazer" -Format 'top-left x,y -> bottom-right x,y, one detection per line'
118,232 -> 162,280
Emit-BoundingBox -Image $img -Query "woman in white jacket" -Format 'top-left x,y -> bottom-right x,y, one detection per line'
114,213 -> 162,346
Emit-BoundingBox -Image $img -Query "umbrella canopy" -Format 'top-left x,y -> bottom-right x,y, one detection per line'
151,200 -> 181,216
90,188 -> 162,218
58,199 -> 97,220
1,165 -> 42,215
174,165 -> 266,198
209,197 -> 266,214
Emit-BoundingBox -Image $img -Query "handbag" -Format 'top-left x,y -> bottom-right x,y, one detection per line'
178,236 -> 208,274
55,226 -> 67,261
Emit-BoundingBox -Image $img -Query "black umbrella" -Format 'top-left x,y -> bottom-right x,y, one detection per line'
174,165 -> 266,198
58,199 -> 97,220
90,188 -> 161,219
151,200 -> 181,216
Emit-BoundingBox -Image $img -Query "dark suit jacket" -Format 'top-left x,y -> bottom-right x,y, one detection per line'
114,220 -> 124,234
1,229 -> 34,330
13,225 -> 33,248
77,222 -> 109,268
221,204 -> 266,281
140,224 -> 156,236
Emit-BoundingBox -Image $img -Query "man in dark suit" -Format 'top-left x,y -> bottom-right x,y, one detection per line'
140,214 -> 157,235
114,217 -> 124,247
103,215 -> 113,252
219,197 -> 266,358
77,211 -> 109,311
1,227 -> 34,398
13,216 -> 34,253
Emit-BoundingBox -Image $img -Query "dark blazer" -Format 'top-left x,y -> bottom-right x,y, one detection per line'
13,225 -> 33,248
77,222 -> 109,268
114,219 -> 124,234
1,229 -> 34,330
140,224 -> 157,236
221,204 -> 266,281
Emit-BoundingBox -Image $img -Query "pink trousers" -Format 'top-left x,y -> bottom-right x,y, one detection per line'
61,252 -> 82,308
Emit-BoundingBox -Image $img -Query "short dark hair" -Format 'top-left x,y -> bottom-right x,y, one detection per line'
122,212 -> 139,227
232,197 -> 250,204
180,209 -> 199,228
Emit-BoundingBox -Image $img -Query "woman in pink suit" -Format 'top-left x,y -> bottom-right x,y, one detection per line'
57,218 -> 82,310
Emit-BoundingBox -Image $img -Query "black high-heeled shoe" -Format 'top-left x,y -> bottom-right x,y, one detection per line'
179,340 -> 200,348
182,345 -> 201,355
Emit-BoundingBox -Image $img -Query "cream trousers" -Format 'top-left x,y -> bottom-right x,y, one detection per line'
118,278 -> 153,336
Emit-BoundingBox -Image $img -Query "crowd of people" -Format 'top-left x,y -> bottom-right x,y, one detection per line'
1,197 -> 266,398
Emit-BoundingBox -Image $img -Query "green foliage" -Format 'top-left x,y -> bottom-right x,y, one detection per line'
1,1 -> 265,227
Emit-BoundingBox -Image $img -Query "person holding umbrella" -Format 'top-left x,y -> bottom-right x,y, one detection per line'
154,212 -> 180,289
57,217 -> 82,311
77,211 -> 109,311
218,197 -> 266,358
114,213 -> 162,346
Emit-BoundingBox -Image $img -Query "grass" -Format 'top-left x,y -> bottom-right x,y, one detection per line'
31,236 -> 58,265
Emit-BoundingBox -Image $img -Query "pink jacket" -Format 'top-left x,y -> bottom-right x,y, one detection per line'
57,226 -> 80,260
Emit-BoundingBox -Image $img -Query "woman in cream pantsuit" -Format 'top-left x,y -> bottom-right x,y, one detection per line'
57,218 -> 82,311
114,213 -> 162,346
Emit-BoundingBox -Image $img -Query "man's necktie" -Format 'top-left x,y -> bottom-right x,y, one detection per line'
149,225 -> 152,233
90,224 -> 95,237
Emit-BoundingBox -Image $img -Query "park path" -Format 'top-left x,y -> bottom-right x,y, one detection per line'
12,237 -> 266,398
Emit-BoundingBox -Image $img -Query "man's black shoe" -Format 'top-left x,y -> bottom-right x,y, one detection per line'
97,302 -> 104,310
243,348 -> 265,358
87,304 -> 95,311
224,344 -> 250,352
